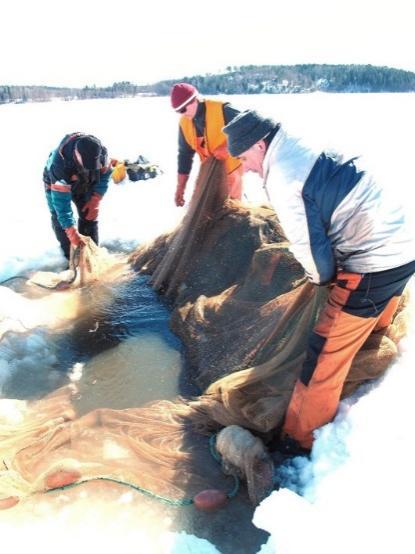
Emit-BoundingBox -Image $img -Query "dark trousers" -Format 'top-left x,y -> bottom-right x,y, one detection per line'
51,194 -> 99,259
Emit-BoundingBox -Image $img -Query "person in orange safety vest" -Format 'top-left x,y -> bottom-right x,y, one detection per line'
170,82 -> 243,206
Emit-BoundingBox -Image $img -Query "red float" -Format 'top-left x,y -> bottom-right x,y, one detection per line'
0,496 -> 20,510
45,470 -> 82,490
193,489 -> 228,512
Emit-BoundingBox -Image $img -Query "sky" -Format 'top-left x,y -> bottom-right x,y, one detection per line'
2,0 -> 414,87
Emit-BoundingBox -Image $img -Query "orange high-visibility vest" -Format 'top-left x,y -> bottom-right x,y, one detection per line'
180,100 -> 241,175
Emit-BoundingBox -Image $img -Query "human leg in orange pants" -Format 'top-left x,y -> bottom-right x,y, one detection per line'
282,260 -> 415,450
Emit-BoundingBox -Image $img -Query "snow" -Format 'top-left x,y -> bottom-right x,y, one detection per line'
255,331 -> 415,554
1,92 -> 414,553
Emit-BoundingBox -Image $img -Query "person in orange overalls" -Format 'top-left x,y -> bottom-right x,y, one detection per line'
170,83 -> 243,206
223,109 -> 415,456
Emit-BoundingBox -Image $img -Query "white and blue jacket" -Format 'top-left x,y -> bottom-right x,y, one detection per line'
263,127 -> 415,285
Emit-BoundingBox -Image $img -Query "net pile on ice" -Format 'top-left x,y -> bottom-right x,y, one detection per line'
0,159 -> 409,509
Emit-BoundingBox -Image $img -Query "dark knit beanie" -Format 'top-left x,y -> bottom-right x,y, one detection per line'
170,83 -> 198,110
75,136 -> 102,170
223,110 -> 277,157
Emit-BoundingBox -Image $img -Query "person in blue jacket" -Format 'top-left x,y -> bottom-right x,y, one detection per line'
223,110 -> 415,453
43,133 -> 112,259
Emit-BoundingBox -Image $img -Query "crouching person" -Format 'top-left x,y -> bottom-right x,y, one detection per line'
223,110 -> 415,453
43,133 -> 112,259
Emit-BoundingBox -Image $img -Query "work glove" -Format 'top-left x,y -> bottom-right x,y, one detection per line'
81,193 -> 102,221
212,143 -> 229,161
175,174 -> 189,207
64,226 -> 85,248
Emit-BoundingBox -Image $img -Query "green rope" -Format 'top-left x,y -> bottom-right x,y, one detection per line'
46,476 -> 193,506
45,433 -> 240,506
0,246 -> 81,291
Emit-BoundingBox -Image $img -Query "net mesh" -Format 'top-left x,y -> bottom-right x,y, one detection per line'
0,158 -> 409,506
0,240 -> 130,340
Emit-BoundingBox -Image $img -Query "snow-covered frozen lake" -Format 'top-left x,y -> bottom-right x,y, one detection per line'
0,92 -> 414,554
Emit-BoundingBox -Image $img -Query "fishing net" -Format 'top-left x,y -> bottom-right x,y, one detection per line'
0,386 -> 236,503
0,239 -> 130,340
30,237 -> 129,290
0,158 -> 410,508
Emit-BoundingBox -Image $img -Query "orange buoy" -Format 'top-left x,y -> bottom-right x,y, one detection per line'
0,496 -> 20,510
193,489 -> 228,512
45,470 -> 82,490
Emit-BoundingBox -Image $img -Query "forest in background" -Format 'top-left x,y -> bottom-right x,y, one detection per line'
2,64 -> 415,104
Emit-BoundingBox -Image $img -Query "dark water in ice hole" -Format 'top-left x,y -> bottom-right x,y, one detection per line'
2,273 -> 269,554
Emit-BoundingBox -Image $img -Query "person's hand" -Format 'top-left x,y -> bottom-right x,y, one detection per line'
64,226 -> 86,248
175,185 -> 185,207
81,193 -> 102,221
175,174 -> 189,207
212,144 -> 229,161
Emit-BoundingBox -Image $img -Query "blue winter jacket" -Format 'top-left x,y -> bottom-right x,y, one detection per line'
43,133 -> 111,229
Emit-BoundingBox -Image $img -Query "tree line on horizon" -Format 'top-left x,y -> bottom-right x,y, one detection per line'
2,64 -> 415,104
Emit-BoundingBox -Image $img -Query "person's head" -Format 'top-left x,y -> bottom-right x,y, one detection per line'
170,83 -> 199,119
74,135 -> 103,171
223,111 -> 277,176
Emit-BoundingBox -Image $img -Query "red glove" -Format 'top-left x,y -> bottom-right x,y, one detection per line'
65,226 -> 84,248
81,193 -> 102,221
175,174 -> 188,207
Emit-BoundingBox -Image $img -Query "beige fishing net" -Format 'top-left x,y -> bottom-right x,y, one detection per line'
0,158 -> 409,509
0,239 -> 130,340
30,237 -> 129,290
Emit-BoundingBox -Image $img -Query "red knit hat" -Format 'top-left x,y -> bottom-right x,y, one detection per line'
170,83 -> 198,111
